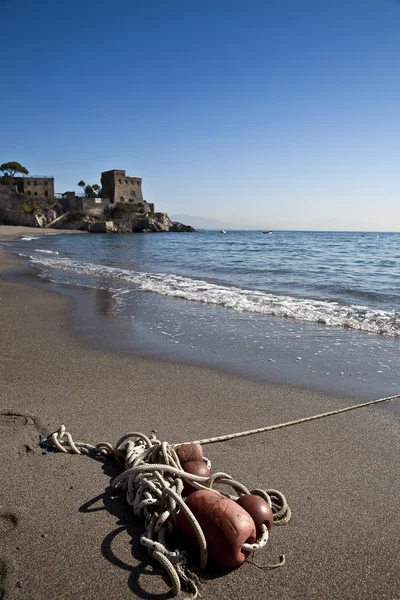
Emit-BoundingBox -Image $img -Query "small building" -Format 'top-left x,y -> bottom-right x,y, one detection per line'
15,176 -> 55,199
101,169 -> 144,205
59,191 -> 110,216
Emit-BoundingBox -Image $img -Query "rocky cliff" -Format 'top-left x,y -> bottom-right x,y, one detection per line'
0,183 -> 60,227
0,184 -> 195,233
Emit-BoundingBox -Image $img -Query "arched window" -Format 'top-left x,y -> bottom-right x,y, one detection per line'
120,196 -> 125,202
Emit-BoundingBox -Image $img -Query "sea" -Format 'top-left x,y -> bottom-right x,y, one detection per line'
3,230 -> 400,401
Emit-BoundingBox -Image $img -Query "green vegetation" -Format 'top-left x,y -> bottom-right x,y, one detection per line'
78,180 -> 107,198
111,202 -> 148,217
84,185 -> 94,197
0,161 -> 29,181
111,202 -> 136,215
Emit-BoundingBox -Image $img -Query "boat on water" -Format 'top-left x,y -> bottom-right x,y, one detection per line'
262,231 -> 273,234
220,229 -> 227,234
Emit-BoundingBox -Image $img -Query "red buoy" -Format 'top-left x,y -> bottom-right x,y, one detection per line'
182,460 -> 211,494
175,443 -> 204,465
177,490 -> 256,567
236,494 -> 274,536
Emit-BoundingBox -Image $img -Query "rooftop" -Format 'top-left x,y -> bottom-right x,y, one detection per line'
17,175 -> 54,179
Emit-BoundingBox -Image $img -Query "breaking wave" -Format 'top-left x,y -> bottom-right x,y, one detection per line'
18,252 -> 400,337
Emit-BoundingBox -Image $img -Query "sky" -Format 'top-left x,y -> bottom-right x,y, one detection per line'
1,0 -> 400,230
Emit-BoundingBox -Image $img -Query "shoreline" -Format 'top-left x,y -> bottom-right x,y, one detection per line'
3,225 -> 400,401
0,225 -> 399,599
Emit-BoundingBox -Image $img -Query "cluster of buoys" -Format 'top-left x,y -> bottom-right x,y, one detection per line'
175,442 -> 274,568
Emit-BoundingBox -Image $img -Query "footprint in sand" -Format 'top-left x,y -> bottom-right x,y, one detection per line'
0,411 -> 45,454
0,514 -> 18,539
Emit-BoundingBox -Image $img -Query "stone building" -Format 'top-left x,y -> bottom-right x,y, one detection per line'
59,191 -> 110,217
15,176 -> 55,199
101,169 -> 144,205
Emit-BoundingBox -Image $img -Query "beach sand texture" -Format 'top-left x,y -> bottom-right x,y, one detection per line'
0,226 -> 399,599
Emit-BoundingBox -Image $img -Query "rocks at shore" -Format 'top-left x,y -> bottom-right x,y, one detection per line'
0,183 -> 195,233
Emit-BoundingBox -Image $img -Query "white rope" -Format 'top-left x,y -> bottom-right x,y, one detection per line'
42,428 -> 289,596
41,391 -> 399,596
182,392 -> 400,446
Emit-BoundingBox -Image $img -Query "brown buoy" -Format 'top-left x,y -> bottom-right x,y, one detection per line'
177,490 -> 256,567
182,460 -> 211,494
236,494 -> 274,536
175,443 -> 204,464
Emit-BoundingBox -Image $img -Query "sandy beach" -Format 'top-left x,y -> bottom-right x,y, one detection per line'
0,226 -> 399,599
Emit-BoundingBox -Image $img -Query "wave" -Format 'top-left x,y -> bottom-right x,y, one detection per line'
18,252 -> 400,337
35,249 -> 59,255
21,236 -> 40,241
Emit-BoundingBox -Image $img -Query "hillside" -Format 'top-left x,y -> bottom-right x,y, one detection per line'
0,183 -> 60,227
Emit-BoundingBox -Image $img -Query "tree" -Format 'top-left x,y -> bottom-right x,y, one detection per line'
0,161 -> 29,179
84,185 -> 94,198
78,180 -> 86,195
92,184 -> 100,195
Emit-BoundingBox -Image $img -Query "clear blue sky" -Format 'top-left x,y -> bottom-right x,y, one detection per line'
1,0 -> 400,230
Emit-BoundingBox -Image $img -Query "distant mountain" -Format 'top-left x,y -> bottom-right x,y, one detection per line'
170,214 -> 237,230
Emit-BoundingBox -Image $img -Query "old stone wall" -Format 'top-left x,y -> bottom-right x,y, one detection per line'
59,195 -> 110,217
81,197 -> 110,217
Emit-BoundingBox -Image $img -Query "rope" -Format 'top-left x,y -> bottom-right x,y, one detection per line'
41,428 -> 289,597
40,391 -> 399,596
182,392 -> 400,446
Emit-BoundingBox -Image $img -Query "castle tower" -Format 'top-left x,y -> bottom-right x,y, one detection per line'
101,169 -> 144,205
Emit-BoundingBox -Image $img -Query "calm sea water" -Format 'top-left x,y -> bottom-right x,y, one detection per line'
4,230 -> 400,399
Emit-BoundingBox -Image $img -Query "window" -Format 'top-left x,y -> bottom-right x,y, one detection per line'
120,196 -> 125,202
44,191 -> 48,197
118,179 -> 122,184
34,181 -> 37,186
44,181 -> 48,186
125,180 -> 129,184
34,192 -> 37,196
28,191 -> 31,196
131,191 -> 136,198
27,180 -> 30,186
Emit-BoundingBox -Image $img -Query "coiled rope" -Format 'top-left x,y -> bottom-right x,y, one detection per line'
42,427 -> 290,597
41,391 -> 399,597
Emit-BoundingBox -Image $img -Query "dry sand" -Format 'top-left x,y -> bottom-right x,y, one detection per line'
0,225 -> 399,599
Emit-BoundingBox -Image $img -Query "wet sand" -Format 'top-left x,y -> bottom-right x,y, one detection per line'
0,225 -> 399,599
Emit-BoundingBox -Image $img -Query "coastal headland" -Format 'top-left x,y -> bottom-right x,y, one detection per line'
0,226 -> 399,599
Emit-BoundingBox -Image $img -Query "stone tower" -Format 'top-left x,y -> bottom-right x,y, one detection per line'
101,169 -> 144,205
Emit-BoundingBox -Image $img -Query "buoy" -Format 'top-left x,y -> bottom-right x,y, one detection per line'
182,460 -> 211,494
177,489 -> 256,567
175,443 -> 204,464
236,494 -> 274,536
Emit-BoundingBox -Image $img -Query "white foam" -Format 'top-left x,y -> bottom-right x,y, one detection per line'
21,236 -> 39,241
18,253 -> 400,337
